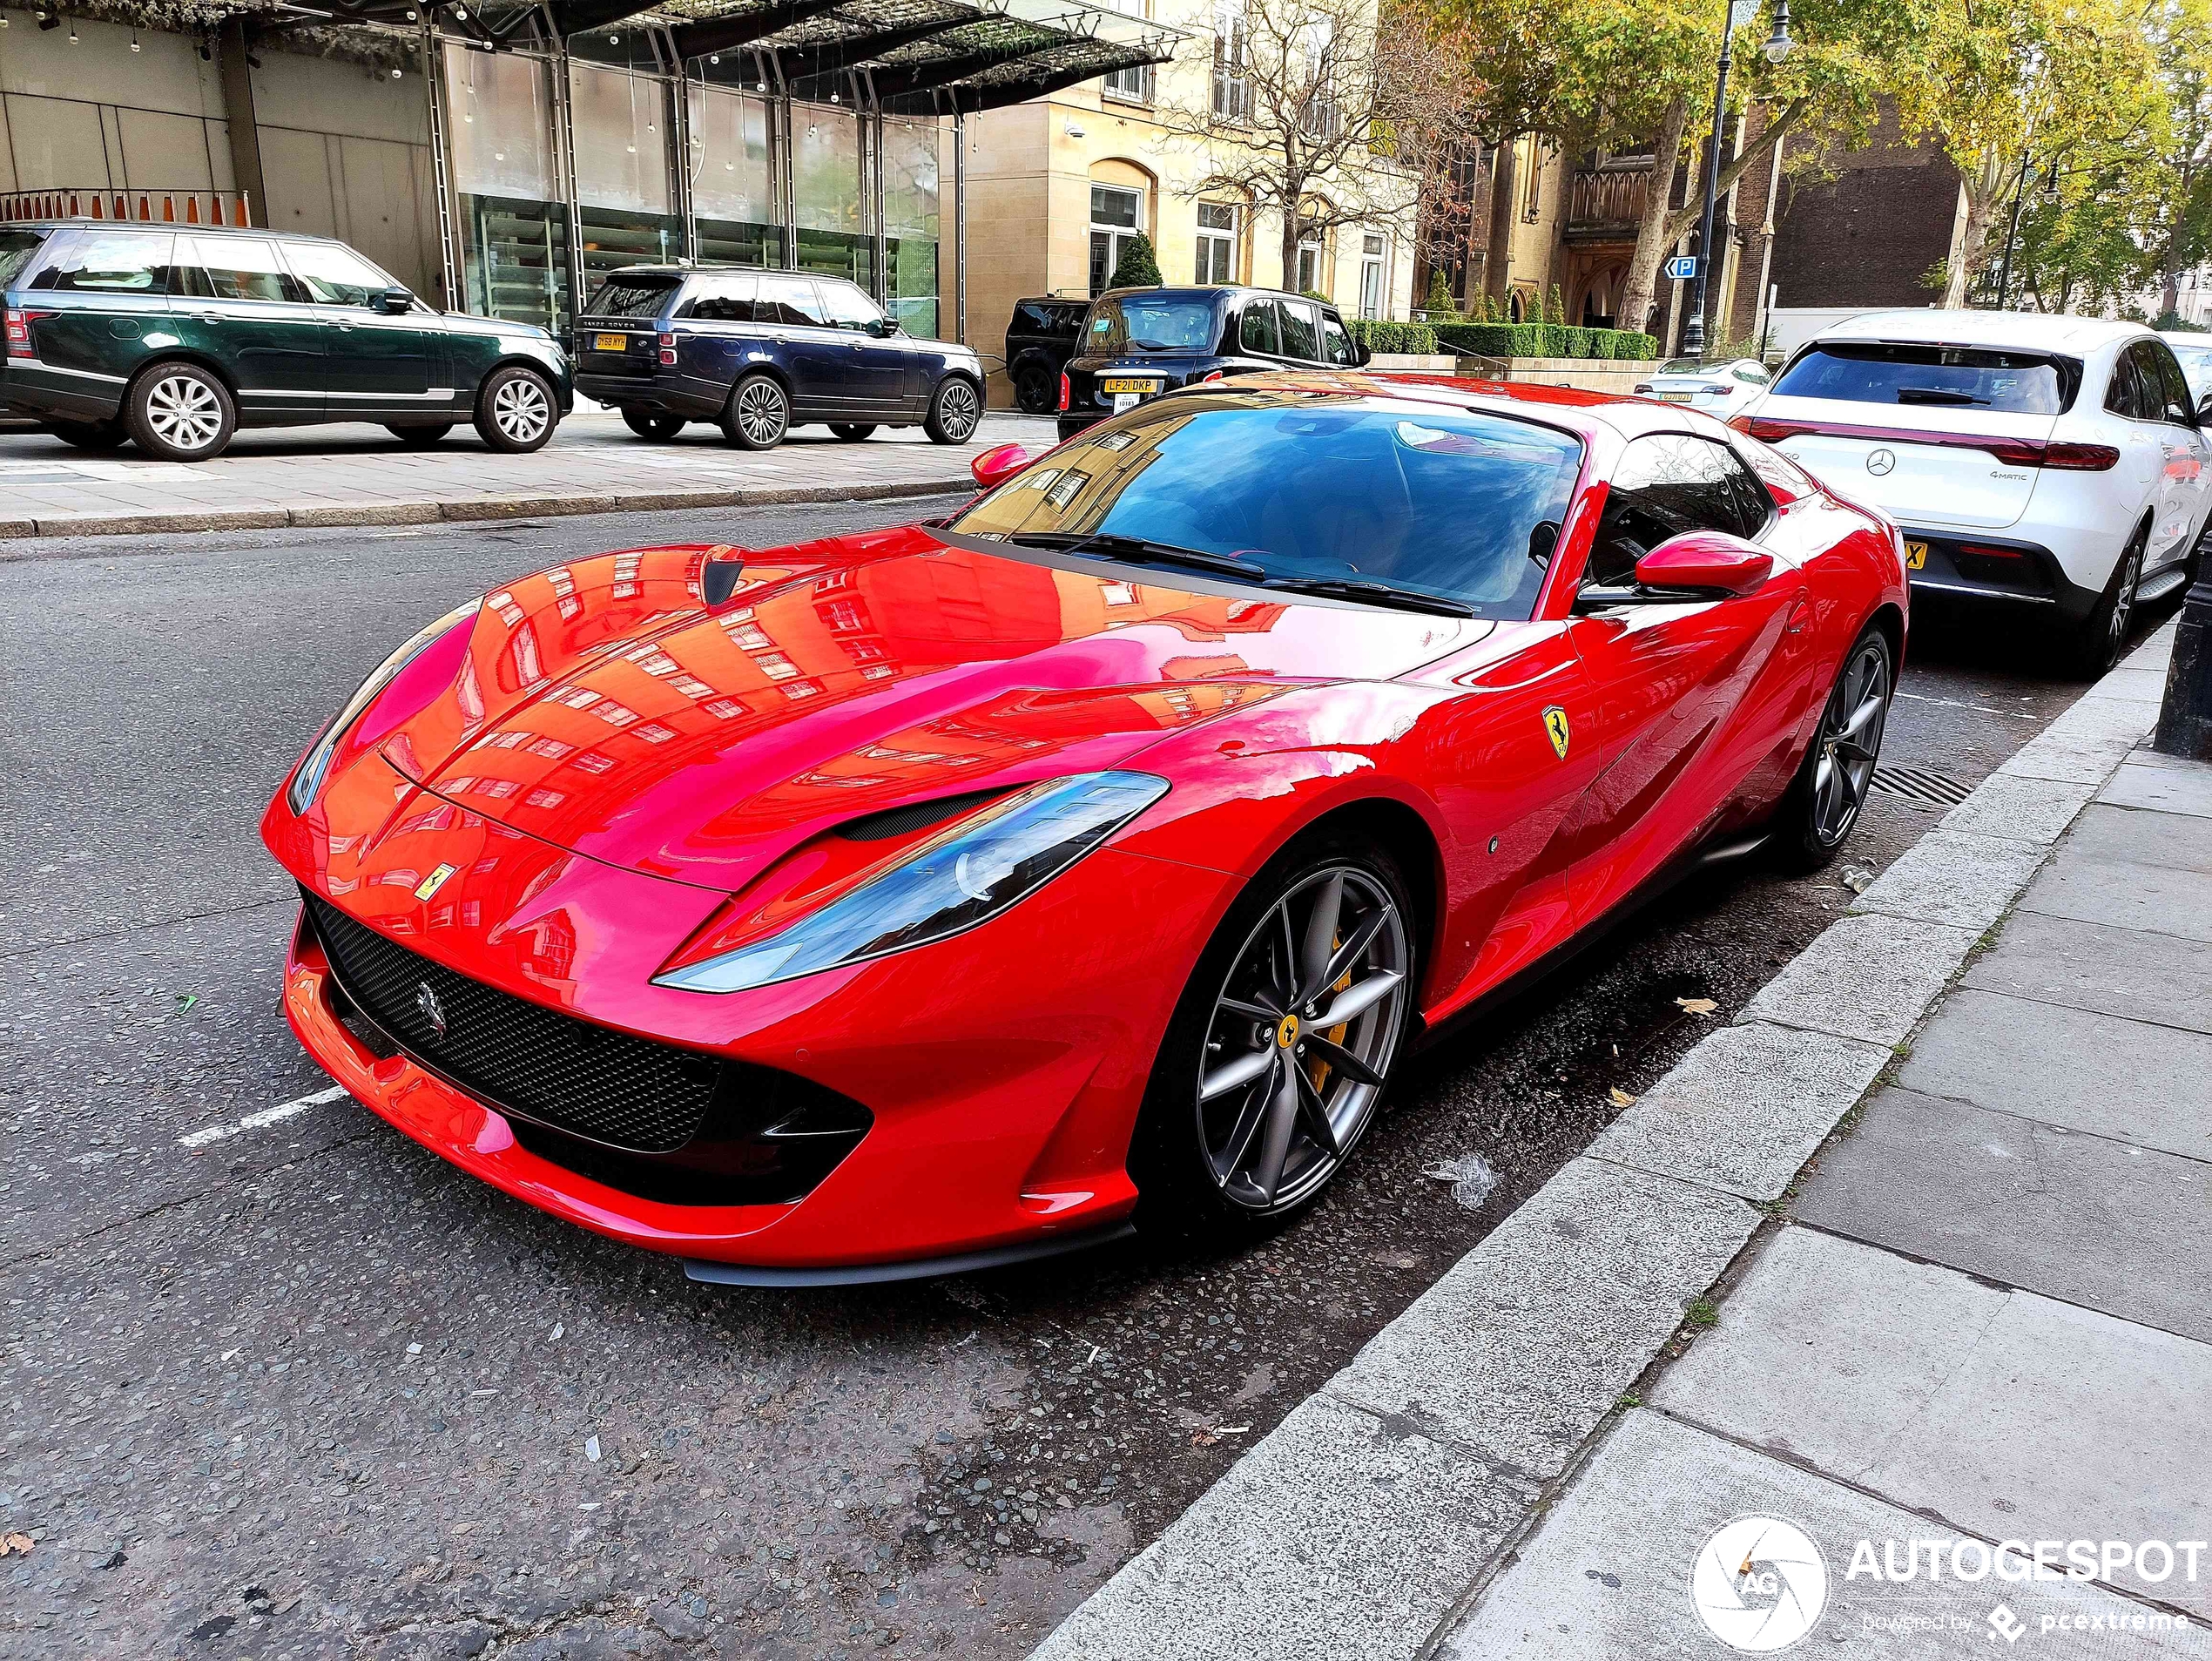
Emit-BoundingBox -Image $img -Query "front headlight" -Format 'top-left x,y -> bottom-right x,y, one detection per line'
653,771 -> 1170,994
286,600 -> 480,814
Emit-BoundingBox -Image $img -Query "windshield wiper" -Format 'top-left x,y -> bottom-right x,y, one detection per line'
1007,531 -> 1267,579
1260,576 -> 1477,618
1894,387 -> 1986,406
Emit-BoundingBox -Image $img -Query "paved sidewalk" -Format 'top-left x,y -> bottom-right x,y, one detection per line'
1443,665 -> 2212,1655
0,408 -> 1052,541
1033,624 -> 2204,1660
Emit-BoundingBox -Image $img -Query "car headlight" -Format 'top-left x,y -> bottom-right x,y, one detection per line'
654,771 -> 1170,994
286,600 -> 480,814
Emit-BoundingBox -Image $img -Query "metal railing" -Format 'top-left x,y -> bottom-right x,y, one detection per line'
0,188 -> 253,227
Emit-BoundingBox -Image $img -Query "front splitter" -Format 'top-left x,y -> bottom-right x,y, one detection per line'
682,1220 -> 1139,1288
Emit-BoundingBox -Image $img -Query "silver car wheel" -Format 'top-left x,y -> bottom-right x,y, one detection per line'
737,379 -> 787,446
492,375 -> 550,444
145,375 -> 225,453
1811,638 -> 1890,847
936,379 -> 980,441
1197,865 -> 1409,1212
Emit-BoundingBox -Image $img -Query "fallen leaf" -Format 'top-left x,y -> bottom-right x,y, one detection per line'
1675,997 -> 1718,1016
1608,1087 -> 1637,1108
2,1534 -> 32,1556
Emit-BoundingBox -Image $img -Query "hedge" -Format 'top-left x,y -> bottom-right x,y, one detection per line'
1347,318 -> 1440,355
1428,321 -> 1656,361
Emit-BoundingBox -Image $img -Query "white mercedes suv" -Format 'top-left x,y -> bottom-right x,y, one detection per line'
1733,310 -> 2210,673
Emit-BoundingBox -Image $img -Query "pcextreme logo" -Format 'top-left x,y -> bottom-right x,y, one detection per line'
1690,1515 -> 1830,1651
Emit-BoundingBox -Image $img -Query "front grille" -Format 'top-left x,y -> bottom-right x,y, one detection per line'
306,894 -> 723,1154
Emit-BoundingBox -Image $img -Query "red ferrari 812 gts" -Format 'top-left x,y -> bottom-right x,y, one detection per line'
263,372 -> 1905,1284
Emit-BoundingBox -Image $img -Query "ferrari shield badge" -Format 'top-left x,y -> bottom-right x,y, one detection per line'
1543,706 -> 1571,760
414,862 -> 458,901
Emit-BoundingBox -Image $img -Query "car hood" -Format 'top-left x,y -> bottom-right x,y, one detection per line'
361,527 -> 1487,893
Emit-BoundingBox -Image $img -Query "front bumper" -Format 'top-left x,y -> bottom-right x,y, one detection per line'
267,771 -> 1234,1272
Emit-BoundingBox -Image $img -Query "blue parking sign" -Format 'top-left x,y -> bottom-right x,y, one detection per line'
1665,254 -> 1699,281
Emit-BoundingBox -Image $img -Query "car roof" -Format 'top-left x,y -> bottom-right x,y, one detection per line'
604,263 -> 857,280
3,219 -> 327,243
1811,307 -> 2145,354
1096,284 -> 1336,307
1236,368 -> 1732,445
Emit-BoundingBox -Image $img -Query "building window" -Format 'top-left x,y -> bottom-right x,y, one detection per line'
1359,233 -> 1386,320
1212,0 -> 1251,124
1296,235 -> 1325,297
1100,0 -> 1155,102
1196,202 -> 1238,284
1089,184 -> 1145,295
1298,17 -> 1339,139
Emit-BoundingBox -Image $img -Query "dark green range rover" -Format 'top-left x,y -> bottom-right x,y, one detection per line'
0,222 -> 572,462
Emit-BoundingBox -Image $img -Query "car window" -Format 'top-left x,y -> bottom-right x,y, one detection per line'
1238,301 -> 1279,355
1774,341 -> 2076,415
1587,434 -> 1763,587
585,275 -> 680,319
285,241 -> 394,307
180,237 -> 299,303
2167,340 -> 2212,398
2105,348 -> 2151,420
1278,300 -> 1320,361
816,280 -> 882,332
685,273 -> 756,322
1086,294 -> 1217,353
2147,341 -> 2195,424
1733,362 -> 1770,384
1320,313 -> 1357,367
37,232 -> 176,294
756,276 -> 828,327
0,229 -> 50,289
948,390 -> 1583,618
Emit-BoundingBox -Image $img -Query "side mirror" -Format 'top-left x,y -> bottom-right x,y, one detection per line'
868,316 -> 900,338
377,287 -> 415,314
971,442 -> 1034,491
1353,338 -> 1372,367
2195,389 -> 2212,426
1634,530 -> 1774,597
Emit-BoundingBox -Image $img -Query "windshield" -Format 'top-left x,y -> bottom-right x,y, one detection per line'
0,230 -> 47,289
583,276 -> 679,319
947,390 -> 1582,618
1084,295 -> 1218,354
1774,342 -> 2076,415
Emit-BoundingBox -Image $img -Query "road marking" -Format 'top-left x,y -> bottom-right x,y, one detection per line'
179,1084 -> 349,1150
1894,690 -> 2041,721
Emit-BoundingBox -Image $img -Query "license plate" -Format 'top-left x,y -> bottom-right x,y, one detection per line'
1111,392 -> 1140,414
593,333 -> 630,352
1656,390 -> 1695,402
1099,377 -> 1159,395
1905,539 -> 1929,571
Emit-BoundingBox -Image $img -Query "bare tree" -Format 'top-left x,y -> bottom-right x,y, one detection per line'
1154,0 -> 1474,293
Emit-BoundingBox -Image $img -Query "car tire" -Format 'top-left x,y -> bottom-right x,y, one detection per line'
722,372 -> 790,451
474,365 -> 558,453
387,423 -> 452,449
621,408 -> 685,442
48,418 -> 129,451
2073,530 -> 2145,678
1770,624 -> 1893,873
923,376 -> 981,445
1014,362 -> 1057,415
125,362 -> 236,463
1129,830 -> 1419,1242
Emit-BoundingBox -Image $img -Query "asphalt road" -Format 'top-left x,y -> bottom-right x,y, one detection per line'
0,504 -> 2137,1659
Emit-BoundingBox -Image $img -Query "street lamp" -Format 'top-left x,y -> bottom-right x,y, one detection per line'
1682,0 -> 1793,358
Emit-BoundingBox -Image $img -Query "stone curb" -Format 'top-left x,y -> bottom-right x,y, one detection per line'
6,475 -> 975,545
1028,620 -> 2181,1661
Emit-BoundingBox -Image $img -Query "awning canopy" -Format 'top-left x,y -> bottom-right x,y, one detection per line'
256,0 -> 1180,116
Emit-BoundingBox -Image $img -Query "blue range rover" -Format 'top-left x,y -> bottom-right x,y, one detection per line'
572,265 -> 985,450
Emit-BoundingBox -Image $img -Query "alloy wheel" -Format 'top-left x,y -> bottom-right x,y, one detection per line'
737,380 -> 787,446
492,376 -> 550,444
2108,545 -> 2141,651
1196,866 -> 1409,1212
145,375 -> 225,454
937,380 -> 980,441
1811,638 -> 1890,846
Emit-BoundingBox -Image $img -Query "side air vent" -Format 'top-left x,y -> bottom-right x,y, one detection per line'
837,787 -> 1009,842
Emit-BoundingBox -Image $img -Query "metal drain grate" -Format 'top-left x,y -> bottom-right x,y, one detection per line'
1870,765 -> 1973,807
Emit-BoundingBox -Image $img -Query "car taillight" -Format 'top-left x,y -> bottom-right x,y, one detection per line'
2042,442 -> 2120,471
1742,415 -> 1803,442
1057,372 -> 1070,413
1202,369 -> 1224,383
659,349 -> 677,365
658,333 -> 674,346
4,307 -> 32,359
1726,414 -> 1756,433
1957,543 -> 2027,559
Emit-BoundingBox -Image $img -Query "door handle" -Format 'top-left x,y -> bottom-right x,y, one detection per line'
194,314 -> 223,324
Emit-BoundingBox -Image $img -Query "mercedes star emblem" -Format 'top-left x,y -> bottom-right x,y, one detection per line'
1865,448 -> 1897,476
415,981 -> 448,1040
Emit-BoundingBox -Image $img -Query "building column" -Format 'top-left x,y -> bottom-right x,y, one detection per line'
216,20 -> 267,226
